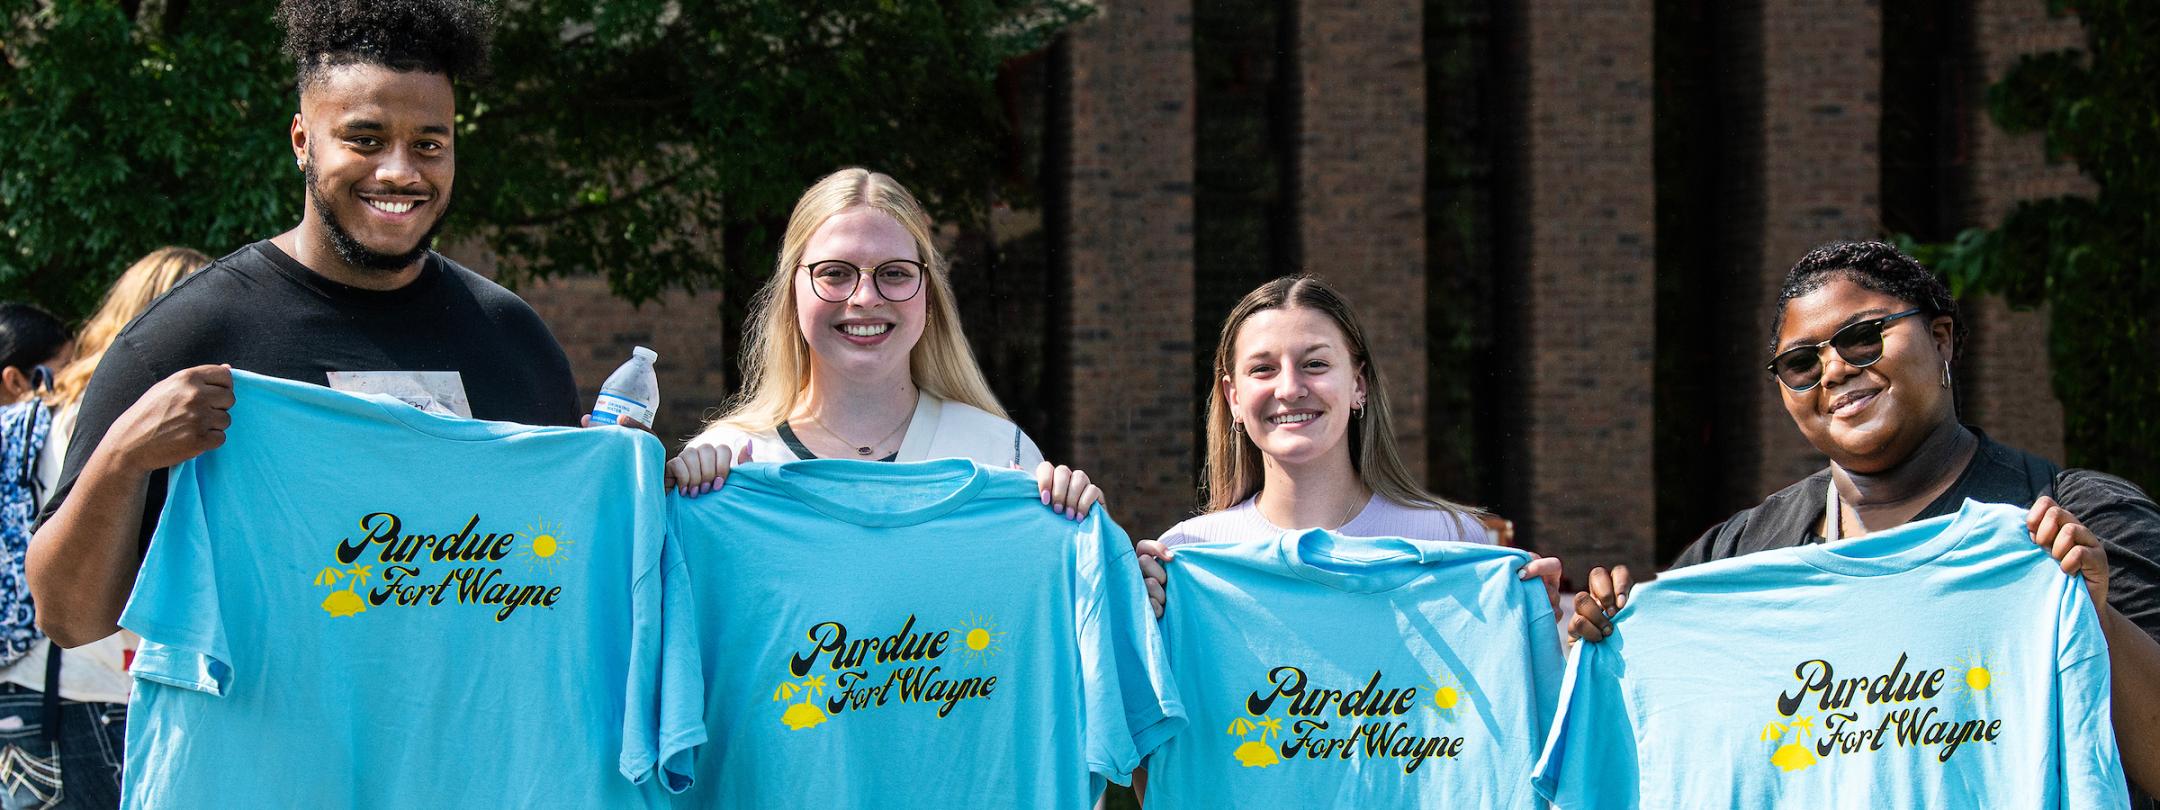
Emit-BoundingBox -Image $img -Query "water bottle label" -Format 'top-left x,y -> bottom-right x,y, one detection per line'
592,391 -> 655,426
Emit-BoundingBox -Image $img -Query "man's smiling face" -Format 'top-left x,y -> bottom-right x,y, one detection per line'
294,62 -> 456,274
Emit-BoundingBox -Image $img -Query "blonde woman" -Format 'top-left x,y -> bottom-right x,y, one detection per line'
1135,275 -> 1561,614
5,246 -> 206,805
667,168 -> 1101,517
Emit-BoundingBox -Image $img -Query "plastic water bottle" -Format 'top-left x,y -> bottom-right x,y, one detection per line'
590,346 -> 659,427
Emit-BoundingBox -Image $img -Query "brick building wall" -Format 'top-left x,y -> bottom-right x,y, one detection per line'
1747,0 -> 1882,499
1060,1 -> 1199,536
1296,0 -> 1428,480
1959,0 -> 2083,463
506,0 -> 2087,571
448,245 -> 734,447
1518,0 -> 1658,577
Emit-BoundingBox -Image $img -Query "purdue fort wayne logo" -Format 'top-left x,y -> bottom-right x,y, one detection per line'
773,613 -> 1007,730
1228,665 -> 1473,774
312,512 -> 569,621
1761,652 -> 2003,774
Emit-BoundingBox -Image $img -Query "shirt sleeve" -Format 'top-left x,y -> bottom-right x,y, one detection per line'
1076,511 -> 1185,786
2053,565 -> 2131,808
1530,638 -> 1640,810
2052,469 -> 2160,642
117,453 -> 232,696
622,438 -> 705,792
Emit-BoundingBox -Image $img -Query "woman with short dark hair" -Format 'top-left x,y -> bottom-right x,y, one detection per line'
1569,240 -> 2160,799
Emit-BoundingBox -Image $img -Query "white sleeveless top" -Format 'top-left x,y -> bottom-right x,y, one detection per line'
696,391 -> 1045,469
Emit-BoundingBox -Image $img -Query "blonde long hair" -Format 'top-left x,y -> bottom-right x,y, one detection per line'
699,168 -> 1007,438
49,246 -> 211,410
1203,275 -> 1481,517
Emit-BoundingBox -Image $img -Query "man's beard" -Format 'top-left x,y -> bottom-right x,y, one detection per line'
304,155 -> 450,272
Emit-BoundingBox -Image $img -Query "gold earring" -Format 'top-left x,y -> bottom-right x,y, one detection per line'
1941,360 -> 1952,389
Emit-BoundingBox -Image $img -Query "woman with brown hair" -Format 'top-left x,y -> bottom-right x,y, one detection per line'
1137,274 -> 1560,612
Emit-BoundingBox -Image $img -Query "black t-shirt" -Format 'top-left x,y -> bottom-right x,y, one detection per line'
1673,429 -> 2160,642
36,240 -> 581,550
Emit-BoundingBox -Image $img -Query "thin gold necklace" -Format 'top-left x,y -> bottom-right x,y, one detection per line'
811,411 -> 912,457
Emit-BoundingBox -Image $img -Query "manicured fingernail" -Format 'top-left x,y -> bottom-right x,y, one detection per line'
1041,490 -> 1050,504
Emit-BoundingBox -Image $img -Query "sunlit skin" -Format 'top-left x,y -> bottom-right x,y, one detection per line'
794,209 -> 929,394
276,63 -> 456,290
784,207 -> 930,460
1773,277 -> 1961,478
1224,308 -> 1369,521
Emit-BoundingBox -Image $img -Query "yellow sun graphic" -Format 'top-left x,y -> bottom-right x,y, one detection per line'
954,613 -> 1006,667
1953,654 -> 1993,697
1425,673 -> 1470,722
518,518 -> 575,575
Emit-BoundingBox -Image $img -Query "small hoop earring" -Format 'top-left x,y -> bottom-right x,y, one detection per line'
1231,420 -> 1245,434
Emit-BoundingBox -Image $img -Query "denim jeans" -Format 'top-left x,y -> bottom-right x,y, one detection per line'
0,683 -> 123,810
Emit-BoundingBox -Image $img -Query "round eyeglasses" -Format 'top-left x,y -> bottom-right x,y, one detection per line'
1765,308 -> 1924,392
799,260 -> 925,304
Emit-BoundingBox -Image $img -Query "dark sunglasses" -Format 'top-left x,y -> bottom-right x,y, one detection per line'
1765,309 -> 1924,392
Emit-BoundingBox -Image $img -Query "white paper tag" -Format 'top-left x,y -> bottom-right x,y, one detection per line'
326,371 -> 472,418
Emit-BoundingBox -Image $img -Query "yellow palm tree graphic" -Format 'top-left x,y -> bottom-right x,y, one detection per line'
1766,715 -> 1820,774
774,675 -> 831,731
1228,714 -> 1284,769
313,564 -> 373,617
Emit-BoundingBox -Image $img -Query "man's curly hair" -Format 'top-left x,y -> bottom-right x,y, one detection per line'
277,0 -> 497,91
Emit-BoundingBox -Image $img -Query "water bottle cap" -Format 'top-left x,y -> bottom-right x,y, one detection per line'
631,346 -> 658,361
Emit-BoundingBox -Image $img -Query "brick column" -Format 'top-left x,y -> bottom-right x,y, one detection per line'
1520,0 -> 1657,577
1062,2 -> 1198,535
1748,0 -> 1882,497
1959,0 -> 2084,462
1296,0 -> 1427,480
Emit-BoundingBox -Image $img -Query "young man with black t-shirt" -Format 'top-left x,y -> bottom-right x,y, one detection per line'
28,1 -> 583,650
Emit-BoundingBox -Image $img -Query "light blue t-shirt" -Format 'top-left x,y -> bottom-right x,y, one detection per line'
670,458 -> 1184,808
1145,529 -> 1564,809
1531,500 -> 2128,809
121,371 -> 703,809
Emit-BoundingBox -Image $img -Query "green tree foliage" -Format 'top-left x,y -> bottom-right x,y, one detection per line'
1905,0 -> 2158,490
0,0 -> 1090,315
